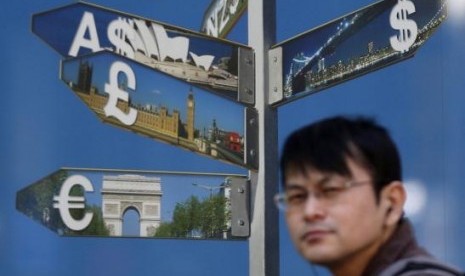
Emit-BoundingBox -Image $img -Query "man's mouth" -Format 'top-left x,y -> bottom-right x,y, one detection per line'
301,229 -> 333,243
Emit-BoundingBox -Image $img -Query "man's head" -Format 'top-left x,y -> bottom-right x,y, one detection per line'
280,116 -> 402,198
279,116 -> 406,273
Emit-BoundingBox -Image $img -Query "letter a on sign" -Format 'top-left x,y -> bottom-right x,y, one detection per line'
68,12 -> 102,57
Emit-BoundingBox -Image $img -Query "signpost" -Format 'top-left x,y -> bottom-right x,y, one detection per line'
60,51 -> 257,169
268,0 -> 447,105
248,0 -> 279,275
16,168 -> 249,239
22,0 -> 449,275
32,2 -> 254,104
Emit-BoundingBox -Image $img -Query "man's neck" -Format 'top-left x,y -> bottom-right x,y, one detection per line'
329,245 -> 380,276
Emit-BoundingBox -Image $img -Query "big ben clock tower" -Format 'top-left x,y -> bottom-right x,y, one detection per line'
187,88 -> 195,141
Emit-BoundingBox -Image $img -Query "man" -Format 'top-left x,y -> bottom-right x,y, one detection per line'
277,116 -> 463,275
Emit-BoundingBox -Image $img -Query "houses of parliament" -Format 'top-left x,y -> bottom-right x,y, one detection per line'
71,61 -> 196,143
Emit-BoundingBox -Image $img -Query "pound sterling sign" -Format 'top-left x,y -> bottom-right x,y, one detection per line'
103,61 -> 138,125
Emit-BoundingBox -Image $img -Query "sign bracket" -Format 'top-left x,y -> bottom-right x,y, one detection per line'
230,177 -> 250,237
268,47 -> 283,105
238,47 -> 255,105
244,107 -> 259,169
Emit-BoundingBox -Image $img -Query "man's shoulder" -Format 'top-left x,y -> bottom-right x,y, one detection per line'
379,256 -> 464,276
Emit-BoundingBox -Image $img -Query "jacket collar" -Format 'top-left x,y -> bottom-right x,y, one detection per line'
362,218 -> 430,275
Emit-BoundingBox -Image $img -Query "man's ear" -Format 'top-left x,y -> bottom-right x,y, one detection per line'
380,181 -> 406,227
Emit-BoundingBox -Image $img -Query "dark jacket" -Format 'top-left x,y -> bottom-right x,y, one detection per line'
362,219 -> 463,276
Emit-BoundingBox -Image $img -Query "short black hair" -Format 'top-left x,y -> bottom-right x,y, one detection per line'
280,116 -> 401,198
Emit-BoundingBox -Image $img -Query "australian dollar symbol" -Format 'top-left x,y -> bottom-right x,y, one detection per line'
108,17 -> 135,58
389,0 -> 418,53
53,175 -> 94,231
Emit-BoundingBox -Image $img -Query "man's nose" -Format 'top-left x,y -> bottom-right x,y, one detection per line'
303,193 -> 326,221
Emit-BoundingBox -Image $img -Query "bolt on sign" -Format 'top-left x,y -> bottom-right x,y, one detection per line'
32,2 -> 253,104
268,0 -> 447,105
16,168 -> 249,239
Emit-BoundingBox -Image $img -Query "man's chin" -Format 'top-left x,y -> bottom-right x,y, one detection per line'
298,243 -> 339,265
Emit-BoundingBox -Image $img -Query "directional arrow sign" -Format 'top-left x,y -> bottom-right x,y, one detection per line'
60,51 -> 257,169
16,168 -> 249,239
32,2 -> 254,104
269,0 -> 447,105
201,0 -> 247,38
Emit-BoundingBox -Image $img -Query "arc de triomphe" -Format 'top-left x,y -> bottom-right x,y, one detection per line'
101,174 -> 162,237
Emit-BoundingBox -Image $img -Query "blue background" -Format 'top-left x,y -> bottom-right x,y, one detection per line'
1,0 -> 464,275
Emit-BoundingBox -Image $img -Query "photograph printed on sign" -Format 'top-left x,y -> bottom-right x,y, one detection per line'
60,51 -> 246,168
32,2 -> 246,101
201,0 -> 248,38
278,0 -> 446,101
16,168 -> 246,240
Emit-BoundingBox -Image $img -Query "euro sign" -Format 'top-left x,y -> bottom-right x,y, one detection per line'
53,175 -> 94,231
104,61 -> 138,125
389,0 -> 418,53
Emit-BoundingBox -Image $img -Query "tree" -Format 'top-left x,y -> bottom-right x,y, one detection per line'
154,194 -> 229,239
199,195 -> 228,238
156,196 -> 201,238
16,170 -> 69,233
154,222 -> 175,237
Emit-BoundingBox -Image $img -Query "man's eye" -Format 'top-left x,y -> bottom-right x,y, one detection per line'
287,193 -> 307,204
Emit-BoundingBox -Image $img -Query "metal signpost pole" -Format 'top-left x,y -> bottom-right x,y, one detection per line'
248,0 -> 279,275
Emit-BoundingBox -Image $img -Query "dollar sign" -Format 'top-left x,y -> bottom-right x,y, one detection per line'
389,0 -> 418,53
108,17 -> 135,59
104,61 -> 138,126
53,175 -> 94,231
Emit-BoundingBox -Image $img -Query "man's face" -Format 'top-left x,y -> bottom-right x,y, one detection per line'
284,158 -> 389,267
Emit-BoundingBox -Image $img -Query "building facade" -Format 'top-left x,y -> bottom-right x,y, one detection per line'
73,61 -> 196,141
